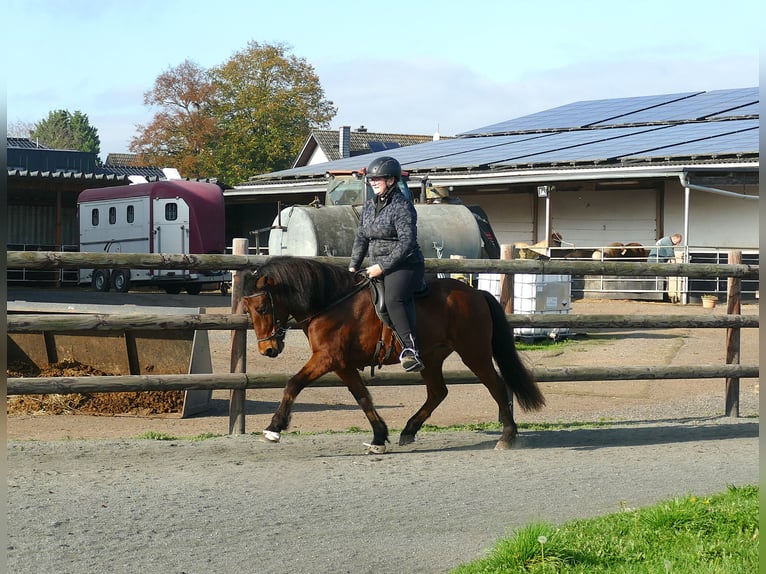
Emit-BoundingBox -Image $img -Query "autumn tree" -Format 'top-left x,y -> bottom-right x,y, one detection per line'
30,110 -> 101,154
131,42 -> 336,184
208,41 -> 336,184
130,59 -> 219,178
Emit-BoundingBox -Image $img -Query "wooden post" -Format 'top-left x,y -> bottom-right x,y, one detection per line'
499,244 -> 514,314
229,238 -> 248,434
725,250 -> 741,417
498,244 -> 515,421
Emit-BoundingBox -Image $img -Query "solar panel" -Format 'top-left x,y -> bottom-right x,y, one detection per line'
459,91 -> 698,135
590,88 -> 759,125
252,88 -> 758,183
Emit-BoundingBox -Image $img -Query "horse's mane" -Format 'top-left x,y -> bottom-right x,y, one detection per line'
248,256 -> 360,314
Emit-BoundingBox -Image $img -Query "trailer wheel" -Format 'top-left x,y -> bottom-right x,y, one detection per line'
92,270 -> 111,292
186,284 -> 202,295
111,269 -> 131,293
164,286 -> 182,295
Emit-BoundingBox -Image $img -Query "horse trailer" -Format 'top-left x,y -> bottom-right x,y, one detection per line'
78,180 -> 230,294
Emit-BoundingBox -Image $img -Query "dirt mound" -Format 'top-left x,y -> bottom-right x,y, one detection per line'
7,359 -> 184,416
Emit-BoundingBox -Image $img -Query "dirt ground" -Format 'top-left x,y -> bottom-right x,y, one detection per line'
6,291 -> 760,441
6,290 -> 760,574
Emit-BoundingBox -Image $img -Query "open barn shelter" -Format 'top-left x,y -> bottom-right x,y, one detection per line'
230,88 -> 759,300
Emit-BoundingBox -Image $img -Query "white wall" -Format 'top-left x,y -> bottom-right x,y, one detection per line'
663,180 -> 759,249
455,191 -> 535,246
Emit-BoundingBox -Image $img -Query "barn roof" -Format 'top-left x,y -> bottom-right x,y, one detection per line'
235,87 -> 758,194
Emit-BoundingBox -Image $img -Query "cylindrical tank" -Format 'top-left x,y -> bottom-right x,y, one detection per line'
268,204 -> 483,259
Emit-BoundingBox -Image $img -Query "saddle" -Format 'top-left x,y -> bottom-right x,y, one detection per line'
368,277 -> 430,329
366,278 -> 429,375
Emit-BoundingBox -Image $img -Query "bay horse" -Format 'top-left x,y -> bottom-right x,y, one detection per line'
242,256 -> 545,453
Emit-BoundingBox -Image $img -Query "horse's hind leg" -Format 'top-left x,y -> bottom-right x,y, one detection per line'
461,359 -> 518,450
336,368 -> 389,453
399,366 -> 448,446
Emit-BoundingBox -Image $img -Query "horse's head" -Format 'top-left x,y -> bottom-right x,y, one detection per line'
242,270 -> 289,358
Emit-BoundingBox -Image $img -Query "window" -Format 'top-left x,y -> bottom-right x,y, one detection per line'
127,205 -> 134,223
165,202 -> 178,221
91,208 -> 99,226
109,207 -> 117,224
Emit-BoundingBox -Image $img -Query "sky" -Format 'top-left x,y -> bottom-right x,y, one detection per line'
5,0 -> 761,161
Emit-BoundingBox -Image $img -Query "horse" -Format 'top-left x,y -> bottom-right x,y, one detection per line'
592,241 -> 649,260
242,256 -> 545,453
513,231 -> 564,259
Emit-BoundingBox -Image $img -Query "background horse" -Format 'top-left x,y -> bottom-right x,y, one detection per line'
243,256 -> 545,453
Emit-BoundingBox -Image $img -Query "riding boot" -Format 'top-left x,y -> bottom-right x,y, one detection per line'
398,333 -> 425,373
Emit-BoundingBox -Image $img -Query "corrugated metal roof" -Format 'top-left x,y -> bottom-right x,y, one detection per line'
242,87 -> 758,185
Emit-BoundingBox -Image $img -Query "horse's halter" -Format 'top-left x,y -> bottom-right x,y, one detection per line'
244,289 -> 288,344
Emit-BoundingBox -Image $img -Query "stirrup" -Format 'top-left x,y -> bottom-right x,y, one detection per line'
399,347 -> 424,372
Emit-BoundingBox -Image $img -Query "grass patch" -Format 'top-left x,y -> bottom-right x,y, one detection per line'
516,339 -> 581,352
450,484 -> 758,573
418,420 -> 619,434
136,431 -> 224,441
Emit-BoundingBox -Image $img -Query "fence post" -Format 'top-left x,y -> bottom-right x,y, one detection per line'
725,250 -> 742,417
229,238 -> 248,434
499,244 -> 514,314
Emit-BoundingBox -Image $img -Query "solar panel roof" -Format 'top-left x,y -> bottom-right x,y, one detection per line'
248,87 -> 758,183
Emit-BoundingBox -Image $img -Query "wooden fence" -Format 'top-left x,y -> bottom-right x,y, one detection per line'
6,249 -> 760,433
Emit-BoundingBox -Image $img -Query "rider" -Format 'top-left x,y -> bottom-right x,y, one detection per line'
348,156 -> 426,373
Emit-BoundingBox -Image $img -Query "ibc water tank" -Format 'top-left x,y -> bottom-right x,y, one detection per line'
268,204 -> 482,259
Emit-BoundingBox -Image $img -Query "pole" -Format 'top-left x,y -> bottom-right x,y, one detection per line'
725,250 -> 741,417
229,238 -> 248,434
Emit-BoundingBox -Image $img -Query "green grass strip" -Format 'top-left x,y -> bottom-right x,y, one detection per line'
450,484 -> 758,573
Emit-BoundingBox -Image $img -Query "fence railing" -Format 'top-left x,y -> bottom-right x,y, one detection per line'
6,249 -> 759,434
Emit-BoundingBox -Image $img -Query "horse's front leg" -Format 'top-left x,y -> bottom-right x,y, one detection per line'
335,367 -> 389,454
263,356 -> 330,443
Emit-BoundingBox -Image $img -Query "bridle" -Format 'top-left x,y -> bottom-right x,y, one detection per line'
244,273 -> 371,344
243,290 -> 289,344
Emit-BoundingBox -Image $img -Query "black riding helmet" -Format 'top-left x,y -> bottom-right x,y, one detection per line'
366,156 -> 402,181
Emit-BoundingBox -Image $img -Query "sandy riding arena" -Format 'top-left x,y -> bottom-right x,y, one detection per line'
7,291 -> 760,573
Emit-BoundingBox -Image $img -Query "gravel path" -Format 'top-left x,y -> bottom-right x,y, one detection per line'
7,417 -> 758,574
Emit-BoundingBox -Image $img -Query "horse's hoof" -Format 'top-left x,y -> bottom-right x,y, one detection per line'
262,430 -> 281,443
494,440 -> 512,450
363,442 -> 387,455
398,434 -> 415,446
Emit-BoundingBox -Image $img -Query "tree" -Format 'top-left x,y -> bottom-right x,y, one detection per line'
130,59 -> 220,178
7,119 -> 35,139
30,110 -> 101,155
131,42 -> 336,184
208,41 -> 336,184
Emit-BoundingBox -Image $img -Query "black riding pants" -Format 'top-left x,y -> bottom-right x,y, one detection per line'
383,265 -> 424,347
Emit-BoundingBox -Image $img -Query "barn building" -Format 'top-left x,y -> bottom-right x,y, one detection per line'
229,87 -> 759,300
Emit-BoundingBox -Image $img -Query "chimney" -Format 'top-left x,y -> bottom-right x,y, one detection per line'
339,125 -> 351,158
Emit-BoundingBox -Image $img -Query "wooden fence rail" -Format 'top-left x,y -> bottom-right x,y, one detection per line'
6,312 -> 759,332
6,249 -> 760,431
6,251 -> 760,279
7,365 -> 759,395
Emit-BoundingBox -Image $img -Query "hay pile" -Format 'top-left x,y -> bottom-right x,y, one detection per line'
7,359 -> 184,415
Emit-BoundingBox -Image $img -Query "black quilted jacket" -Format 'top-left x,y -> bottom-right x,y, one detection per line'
349,188 -> 424,272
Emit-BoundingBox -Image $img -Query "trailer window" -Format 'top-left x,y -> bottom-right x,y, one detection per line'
127,205 -> 134,223
109,207 -> 117,224
165,202 -> 178,221
91,209 -> 99,226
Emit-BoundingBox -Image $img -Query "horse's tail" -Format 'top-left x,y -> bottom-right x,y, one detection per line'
480,290 -> 546,411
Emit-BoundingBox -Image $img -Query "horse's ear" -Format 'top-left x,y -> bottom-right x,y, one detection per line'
242,269 -> 256,295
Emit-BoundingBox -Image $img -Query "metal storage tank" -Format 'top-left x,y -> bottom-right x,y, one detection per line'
268,203 -> 483,260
